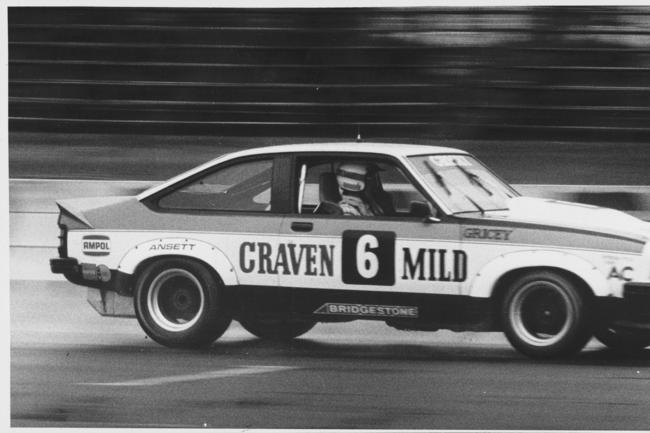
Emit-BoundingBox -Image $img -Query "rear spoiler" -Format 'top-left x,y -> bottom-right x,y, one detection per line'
56,200 -> 93,229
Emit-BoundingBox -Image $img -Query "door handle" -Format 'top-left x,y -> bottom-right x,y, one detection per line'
291,221 -> 313,232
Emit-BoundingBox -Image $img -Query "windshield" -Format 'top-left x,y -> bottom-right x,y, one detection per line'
408,154 -> 517,214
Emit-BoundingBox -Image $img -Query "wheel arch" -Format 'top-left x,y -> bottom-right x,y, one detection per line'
118,237 -> 239,291
467,250 -> 609,299
490,266 -> 596,308
132,254 -> 228,286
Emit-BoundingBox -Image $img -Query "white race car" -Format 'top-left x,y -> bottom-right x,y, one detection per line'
50,143 -> 650,358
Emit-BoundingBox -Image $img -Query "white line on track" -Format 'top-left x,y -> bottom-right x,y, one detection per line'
78,365 -> 297,387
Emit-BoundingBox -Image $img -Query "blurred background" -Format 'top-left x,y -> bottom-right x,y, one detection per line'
8,6 -> 650,186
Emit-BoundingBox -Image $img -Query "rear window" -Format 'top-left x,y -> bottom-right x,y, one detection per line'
158,159 -> 273,212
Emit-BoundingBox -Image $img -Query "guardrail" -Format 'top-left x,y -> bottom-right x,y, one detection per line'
10,179 -> 650,280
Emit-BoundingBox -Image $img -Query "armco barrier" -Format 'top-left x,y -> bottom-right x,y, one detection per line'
9,179 -> 650,280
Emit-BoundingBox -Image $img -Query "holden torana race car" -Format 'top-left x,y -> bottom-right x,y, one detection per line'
50,143 -> 650,358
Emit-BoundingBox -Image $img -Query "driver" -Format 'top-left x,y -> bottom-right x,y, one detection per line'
336,163 -> 374,216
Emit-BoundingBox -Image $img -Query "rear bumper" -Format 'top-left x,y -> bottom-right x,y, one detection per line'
50,257 -> 78,274
50,257 -> 132,296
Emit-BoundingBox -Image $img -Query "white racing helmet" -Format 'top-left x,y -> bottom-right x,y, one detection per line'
337,163 -> 367,192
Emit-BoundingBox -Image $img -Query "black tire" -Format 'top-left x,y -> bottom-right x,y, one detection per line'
134,257 -> 232,348
239,316 -> 316,341
501,270 -> 593,359
594,326 -> 650,353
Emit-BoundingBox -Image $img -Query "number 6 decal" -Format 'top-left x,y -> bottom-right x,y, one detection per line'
356,234 -> 379,279
342,230 -> 395,285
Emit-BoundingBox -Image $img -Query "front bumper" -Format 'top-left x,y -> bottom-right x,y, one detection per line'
50,257 -> 132,296
598,282 -> 650,332
611,282 -> 650,331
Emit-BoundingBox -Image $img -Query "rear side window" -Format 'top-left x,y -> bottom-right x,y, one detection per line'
158,159 -> 273,212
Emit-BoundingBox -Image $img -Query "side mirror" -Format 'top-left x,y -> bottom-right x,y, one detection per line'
409,201 -> 440,223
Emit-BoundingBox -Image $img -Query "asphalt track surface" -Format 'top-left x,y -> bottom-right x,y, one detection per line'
10,280 -> 650,429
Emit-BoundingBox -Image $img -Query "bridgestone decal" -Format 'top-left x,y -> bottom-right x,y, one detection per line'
315,303 -> 418,318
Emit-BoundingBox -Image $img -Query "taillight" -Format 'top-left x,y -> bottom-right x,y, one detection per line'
57,224 -> 68,258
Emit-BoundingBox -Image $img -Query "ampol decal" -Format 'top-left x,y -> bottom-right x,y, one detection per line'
82,235 -> 111,256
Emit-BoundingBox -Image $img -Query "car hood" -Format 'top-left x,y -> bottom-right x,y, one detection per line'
481,196 -> 650,242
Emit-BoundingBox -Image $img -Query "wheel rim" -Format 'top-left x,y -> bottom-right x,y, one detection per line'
147,268 -> 205,332
509,280 -> 574,347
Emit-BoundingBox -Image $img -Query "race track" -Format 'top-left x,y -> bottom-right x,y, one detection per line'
11,280 -> 650,429
9,133 -> 650,429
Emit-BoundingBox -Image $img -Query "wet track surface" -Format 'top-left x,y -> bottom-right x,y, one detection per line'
11,281 -> 650,429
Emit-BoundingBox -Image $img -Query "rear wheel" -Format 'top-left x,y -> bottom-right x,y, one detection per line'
594,326 -> 650,353
134,258 -> 231,348
501,270 -> 593,359
239,316 -> 316,341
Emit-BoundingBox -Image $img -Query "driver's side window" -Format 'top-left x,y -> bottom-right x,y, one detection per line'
297,158 -> 431,218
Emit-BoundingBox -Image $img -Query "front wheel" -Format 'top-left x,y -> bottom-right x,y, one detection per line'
501,271 -> 593,359
594,326 -> 650,353
134,258 -> 232,348
239,316 -> 316,341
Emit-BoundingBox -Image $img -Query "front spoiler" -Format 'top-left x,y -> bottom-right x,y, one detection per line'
605,282 -> 650,332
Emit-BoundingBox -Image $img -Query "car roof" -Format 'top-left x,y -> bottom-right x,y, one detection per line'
229,142 -> 467,158
138,142 -> 467,200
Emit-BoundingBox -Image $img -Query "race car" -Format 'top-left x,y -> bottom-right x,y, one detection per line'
50,143 -> 650,358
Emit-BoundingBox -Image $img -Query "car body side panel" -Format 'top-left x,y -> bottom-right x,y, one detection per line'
68,230 -> 285,287
279,216 -> 462,295
67,219 -> 643,299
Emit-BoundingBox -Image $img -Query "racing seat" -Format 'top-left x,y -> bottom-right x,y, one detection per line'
314,172 -> 343,215
365,170 -> 395,216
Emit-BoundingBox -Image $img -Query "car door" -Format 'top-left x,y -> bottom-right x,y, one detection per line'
278,155 -> 464,317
